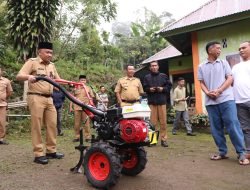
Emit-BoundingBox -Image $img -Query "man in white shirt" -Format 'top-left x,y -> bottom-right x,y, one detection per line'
232,41 -> 250,159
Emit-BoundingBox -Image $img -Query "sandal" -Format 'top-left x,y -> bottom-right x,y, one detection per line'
239,158 -> 249,165
245,153 -> 250,159
210,154 -> 229,160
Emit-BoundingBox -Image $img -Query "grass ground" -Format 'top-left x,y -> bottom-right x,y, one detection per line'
0,126 -> 249,190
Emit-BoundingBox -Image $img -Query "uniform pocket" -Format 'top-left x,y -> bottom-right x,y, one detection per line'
27,95 -> 35,108
121,83 -> 128,90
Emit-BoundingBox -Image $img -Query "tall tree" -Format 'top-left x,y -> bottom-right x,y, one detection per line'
112,8 -> 174,68
0,1 -> 6,59
53,0 -> 117,59
71,22 -> 105,67
0,0 -> 17,63
6,0 -> 60,61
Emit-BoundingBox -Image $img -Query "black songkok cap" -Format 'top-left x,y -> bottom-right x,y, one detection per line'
38,42 -> 53,50
79,75 -> 86,79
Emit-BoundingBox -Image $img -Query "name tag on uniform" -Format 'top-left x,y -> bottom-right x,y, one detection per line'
37,68 -> 46,76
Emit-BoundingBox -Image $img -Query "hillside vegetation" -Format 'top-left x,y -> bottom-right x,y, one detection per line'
1,61 -> 122,103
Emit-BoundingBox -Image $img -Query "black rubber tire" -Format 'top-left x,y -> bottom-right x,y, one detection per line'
121,147 -> 147,176
83,142 -> 122,189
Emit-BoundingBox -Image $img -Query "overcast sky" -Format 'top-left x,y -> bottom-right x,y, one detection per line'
100,0 -> 209,31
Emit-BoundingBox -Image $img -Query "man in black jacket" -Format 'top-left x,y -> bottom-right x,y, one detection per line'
143,61 -> 172,147
52,87 -> 65,136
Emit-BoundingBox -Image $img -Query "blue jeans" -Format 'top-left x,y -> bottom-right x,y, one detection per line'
172,110 -> 192,133
206,100 -> 245,157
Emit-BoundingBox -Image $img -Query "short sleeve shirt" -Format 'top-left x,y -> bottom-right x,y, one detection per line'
18,57 -> 60,95
114,77 -> 144,101
232,60 -> 250,103
198,59 -> 234,105
0,77 -> 13,106
73,85 -> 94,110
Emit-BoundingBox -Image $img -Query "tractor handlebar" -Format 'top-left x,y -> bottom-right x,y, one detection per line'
35,76 -> 105,118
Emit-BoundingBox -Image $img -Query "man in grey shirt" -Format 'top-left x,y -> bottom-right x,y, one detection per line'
198,41 -> 249,165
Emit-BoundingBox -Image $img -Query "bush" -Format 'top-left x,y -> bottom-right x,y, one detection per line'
7,118 -> 31,135
167,106 -> 175,124
190,113 -> 210,128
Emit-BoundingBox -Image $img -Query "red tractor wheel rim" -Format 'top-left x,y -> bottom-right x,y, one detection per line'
88,152 -> 110,181
123,150 -> 138,169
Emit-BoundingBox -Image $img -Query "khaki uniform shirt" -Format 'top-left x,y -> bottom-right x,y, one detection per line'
0,77 -> 13,107
173,86 -> 187,111
114,76 -> 144,101
73,85 -> 94,111
18,57 -> 60,95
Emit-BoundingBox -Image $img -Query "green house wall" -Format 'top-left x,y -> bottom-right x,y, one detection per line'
197,18 -> 250,63
168,55 -> 193,73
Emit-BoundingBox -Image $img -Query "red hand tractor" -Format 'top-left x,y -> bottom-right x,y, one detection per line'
36,76 -> 158,189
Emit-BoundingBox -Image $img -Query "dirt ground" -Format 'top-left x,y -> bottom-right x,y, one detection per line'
0,128 -> 249,190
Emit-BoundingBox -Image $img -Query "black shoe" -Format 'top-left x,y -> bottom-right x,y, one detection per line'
46,152 -> 64,159
34,156 -> 48,165
161,141 -> 169,147
57,132 -> 64,136
187,133 -> 196,136
72,138 -> 80,142
148,143 -> 157,147
172,131 -> 177,135
0,140 -> 9,145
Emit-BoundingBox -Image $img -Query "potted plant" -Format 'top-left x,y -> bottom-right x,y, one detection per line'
190,113 -> 210,128
167,106 -> 176,124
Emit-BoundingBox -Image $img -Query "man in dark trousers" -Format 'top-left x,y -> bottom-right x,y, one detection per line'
143,61 -> 172,147
232,41 -> 250,160
52,87 -> 65,136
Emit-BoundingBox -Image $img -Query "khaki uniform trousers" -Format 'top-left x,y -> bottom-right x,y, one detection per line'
27,95 -> 57,157
74,110 -> 91,140
149,104 -> 168,141
0,106 -> 7,141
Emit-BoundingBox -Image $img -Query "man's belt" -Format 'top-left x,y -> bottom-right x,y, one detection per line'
121,99 -> 140,104
27,92 -> 52,98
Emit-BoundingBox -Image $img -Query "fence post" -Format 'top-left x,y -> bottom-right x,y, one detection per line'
23,80 -> 28,101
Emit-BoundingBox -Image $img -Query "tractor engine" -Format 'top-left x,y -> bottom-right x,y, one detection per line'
119,119 -> 148,143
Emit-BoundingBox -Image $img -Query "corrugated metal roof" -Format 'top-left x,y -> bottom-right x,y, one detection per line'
160,0 -> 250,33
142,45 -> 182,64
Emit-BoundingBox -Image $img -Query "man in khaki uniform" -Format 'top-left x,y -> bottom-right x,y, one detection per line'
16,42 -> 64,165
115,65 -> 144,107
0,67 -> 13,145
172,77 -> 195,136
70,75 -> 94,142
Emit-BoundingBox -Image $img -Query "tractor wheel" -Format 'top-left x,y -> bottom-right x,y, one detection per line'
83,142 -> 122,189
121,147 -> 147,176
